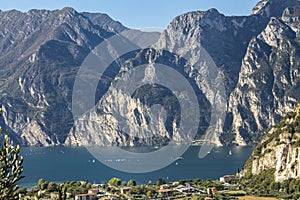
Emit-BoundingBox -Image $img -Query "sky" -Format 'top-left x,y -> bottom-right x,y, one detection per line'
0,0 -> 260,30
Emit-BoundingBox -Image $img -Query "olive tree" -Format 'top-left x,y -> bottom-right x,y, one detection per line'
0,131 -> 24,199
109,177 -> 121,187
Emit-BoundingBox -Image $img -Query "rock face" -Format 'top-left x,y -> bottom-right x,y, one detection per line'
66,48 -> 211,146
228,4 -> 300,145
0,7 -> 150,146
251,0 -> 300,17
242,103 -> 300,182
2,0 -> 300,146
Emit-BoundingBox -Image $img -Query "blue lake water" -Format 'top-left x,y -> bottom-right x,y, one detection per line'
19,146 -> 253,187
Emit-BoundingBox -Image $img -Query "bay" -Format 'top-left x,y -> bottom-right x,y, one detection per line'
19,146 -> 253,187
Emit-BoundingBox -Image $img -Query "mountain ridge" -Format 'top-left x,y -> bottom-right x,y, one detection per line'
1,1 -> 300,146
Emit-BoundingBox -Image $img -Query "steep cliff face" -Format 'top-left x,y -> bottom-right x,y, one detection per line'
65,47 -> 211,146
2,0 -> 300,147
0,8 -> 161,146
155,9 -> 265,96
251,0 -> 300,17
242,103 -> 300,182
65,87 -> 184,146
66,8 -> 261,146
0,8 -> 126,146
228,5 -> 300,145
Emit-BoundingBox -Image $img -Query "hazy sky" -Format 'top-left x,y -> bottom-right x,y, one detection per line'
0,0 -> 260,30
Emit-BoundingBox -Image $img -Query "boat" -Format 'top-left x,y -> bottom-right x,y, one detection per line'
229,150 -> 232,156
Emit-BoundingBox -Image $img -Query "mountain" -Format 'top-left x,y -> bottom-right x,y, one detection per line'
1,0 -> 300,146
67,0 -> 300,146
0,8 -> 158,146
228,4 -> 300,145
251,0 -> 300,17
242,102 -> 300,182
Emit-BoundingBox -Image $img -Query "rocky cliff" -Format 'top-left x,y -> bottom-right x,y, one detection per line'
67,0 -> 300,146
228,4 -> 300,145
242,103 -> 300,182
2,0 -> 300,146
0,7 -> 155,146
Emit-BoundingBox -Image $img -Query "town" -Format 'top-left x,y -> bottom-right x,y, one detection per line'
20,174 -> 248,200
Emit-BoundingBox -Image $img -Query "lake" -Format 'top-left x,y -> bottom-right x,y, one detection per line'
19,145 -> 253,187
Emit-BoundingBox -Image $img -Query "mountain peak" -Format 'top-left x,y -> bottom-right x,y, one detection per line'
168,8 -> 224,31
59,7 -> 77,15
81,12 -> 127,33
252,0 -> 300,17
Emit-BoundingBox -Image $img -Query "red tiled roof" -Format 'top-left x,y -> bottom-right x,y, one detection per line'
76,193 -> 94,197
158,189 -> 173,193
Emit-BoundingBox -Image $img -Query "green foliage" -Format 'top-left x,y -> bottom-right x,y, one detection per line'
24,179 -> 93,198
38,178 -> 45,189
0,131 -> 24,199
146,189 -> 157,198
193,178 -> 201,185
146,190 -> 153,198
108,177 -> 121,187
63,181 -> 88,194
47,182 -> 57,192
241,169 -> 300,197
242,168 -> 275,191
156,178 -> 166,186
86,182 -> 92,189
57,184 -> 67,200
38,178 -> 48,190
121,181 -> 127,187
128,179 -> 136,187
130,185 -> 147,195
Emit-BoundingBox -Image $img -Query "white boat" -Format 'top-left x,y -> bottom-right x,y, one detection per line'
229,150 -> 232,156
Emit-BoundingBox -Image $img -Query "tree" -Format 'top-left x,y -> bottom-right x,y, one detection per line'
38,178 -> 48,190
109,177 -> 121,187
0,131 -> 24,199
156,178 -> 166,186
270,182 -> 280,191
86,183 -> 92,189
193,178 -> 201,185
146,190 -> 153,198
47,182 -> 57,192
58,184 -> 67,200
128,179 -> 136,187
121,181 -> 127,187
38,178 -> 45,190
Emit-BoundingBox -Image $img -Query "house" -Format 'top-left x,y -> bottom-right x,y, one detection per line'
50,192 -> 72,200
175,185 -> 185,190
160,184 -> 170,189
50,192 -> 59,200
158,189 -> 173,197
75,188 -> 100,200
107,193 -> 120,200
207,187 -> 217,195
172,181 -> 180,186
66,192 -> 72,199
219,175 -> 237,183
120,187 -> 131,195
88,188 -> 99,195
75,193 -> 96,200
175,186 -> 198,194
185,182 -> 191,187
